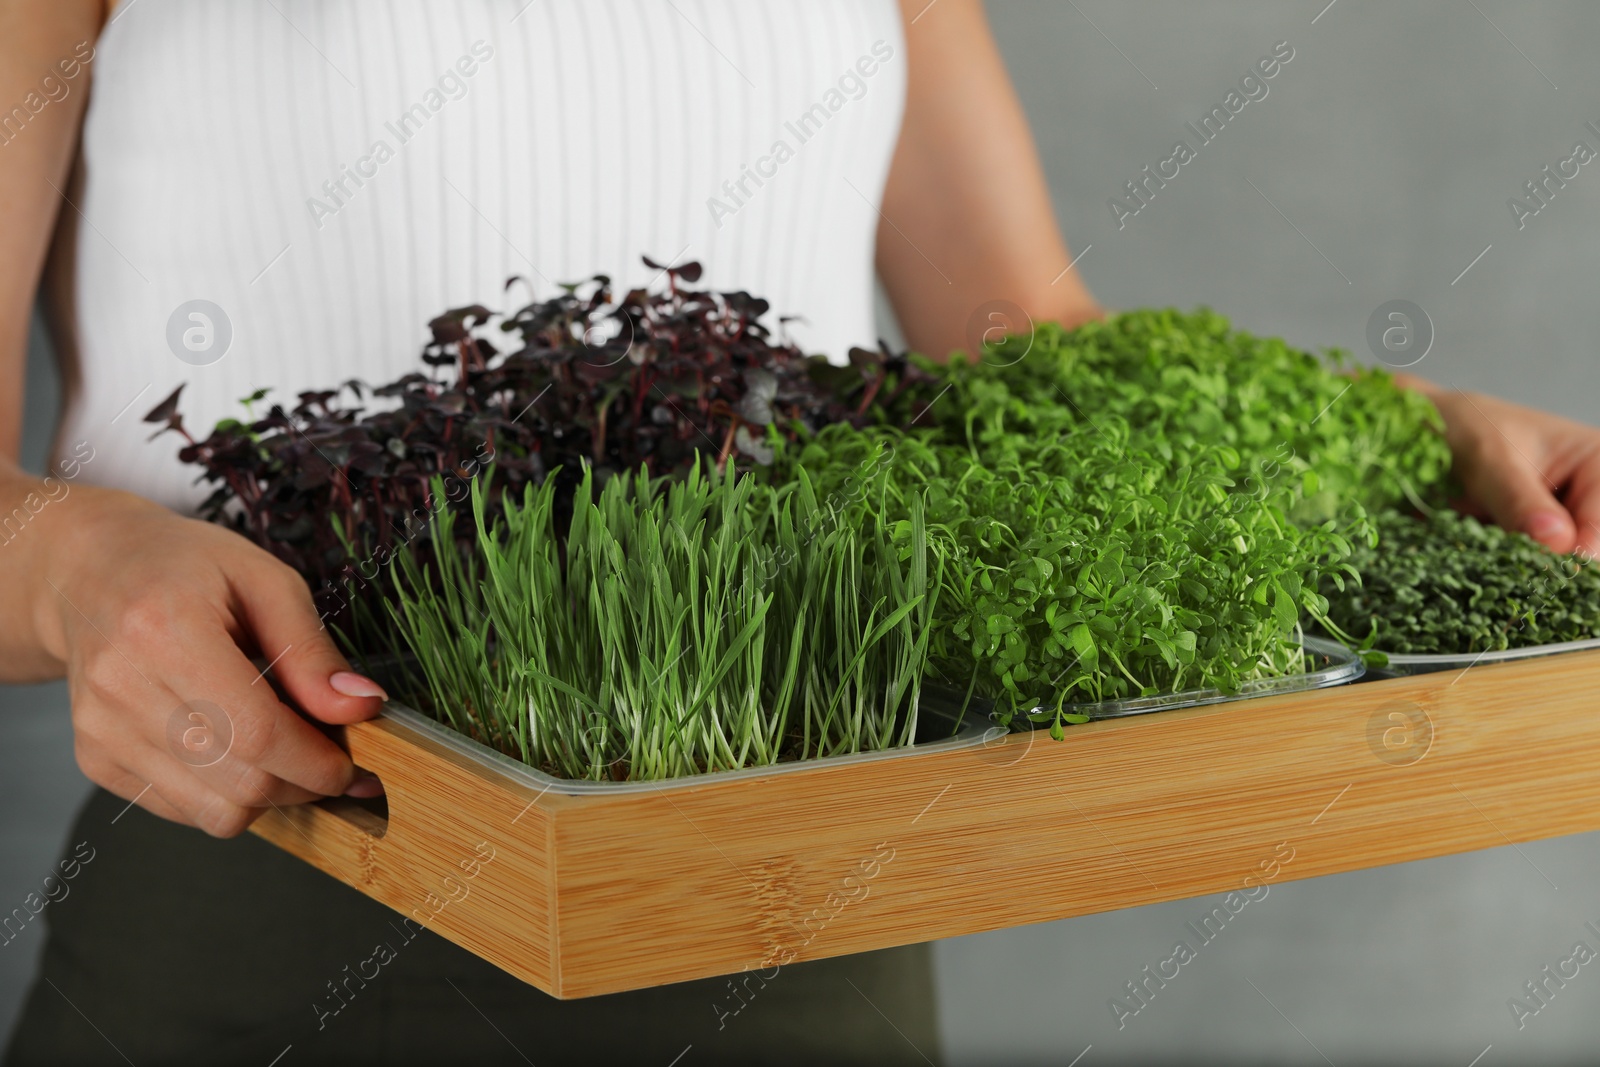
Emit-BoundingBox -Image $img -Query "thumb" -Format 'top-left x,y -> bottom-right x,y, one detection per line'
1460,445 -> 1576,553
1560,457 -> 1600,558
232,558 -> 388,725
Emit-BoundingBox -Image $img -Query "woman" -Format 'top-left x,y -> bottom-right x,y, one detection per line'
2,1 -> 1597,1063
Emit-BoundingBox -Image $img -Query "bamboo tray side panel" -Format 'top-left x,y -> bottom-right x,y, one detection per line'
251,715 -> 559,989
254,650 -> 1600,999
543,652 -> 1600,996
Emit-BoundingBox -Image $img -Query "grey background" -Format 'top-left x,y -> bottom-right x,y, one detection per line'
5,1 -> 1600,1062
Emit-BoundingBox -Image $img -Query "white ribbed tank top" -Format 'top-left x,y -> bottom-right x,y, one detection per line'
64,0 -> 906,512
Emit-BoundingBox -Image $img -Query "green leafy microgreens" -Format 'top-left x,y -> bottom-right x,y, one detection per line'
900,308 -> 1452,523
774,419 -> 1363,723
771,308 -> 1456,726
1323,508 -> 1600,655
385,457 -> 942,781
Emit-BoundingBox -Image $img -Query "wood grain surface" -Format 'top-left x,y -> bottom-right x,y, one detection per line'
251,651 -> 1600,998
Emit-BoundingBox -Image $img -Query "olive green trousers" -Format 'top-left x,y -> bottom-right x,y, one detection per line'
5,789 -> 941,1066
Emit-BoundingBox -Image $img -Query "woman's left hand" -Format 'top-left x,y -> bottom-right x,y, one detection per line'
1412,383 -> 1600,557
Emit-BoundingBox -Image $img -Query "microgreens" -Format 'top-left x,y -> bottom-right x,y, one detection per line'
384,456 -> 942,781
151,295 -> 1473,768
146,258 -> 925,632
904,308 -> 1452,520
773,417 -> 1364,726
1323,508 -> 1600,654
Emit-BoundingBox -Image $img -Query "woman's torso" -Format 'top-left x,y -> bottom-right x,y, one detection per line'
63,0 -> 906,511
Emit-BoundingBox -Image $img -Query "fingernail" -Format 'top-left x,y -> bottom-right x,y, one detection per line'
1526,512 -> 1568,541
330,671 -> 388,700
345,771 -> 385,798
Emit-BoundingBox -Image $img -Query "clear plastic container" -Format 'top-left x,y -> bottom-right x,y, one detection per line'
991,635 -> 1365,727
1363,635 -> 1600,678
377,685 -> 992,795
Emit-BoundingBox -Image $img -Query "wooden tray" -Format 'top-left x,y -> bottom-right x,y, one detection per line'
251,650 -> 1600,999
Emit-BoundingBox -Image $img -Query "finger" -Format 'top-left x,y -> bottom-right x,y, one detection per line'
1561,452 -> 1600,558
1458,440 -> 1576,553
170,624 -> 363,799
190,753 -> 327,809
96,765 -> 192,827
69,674 -> 213,829
106,716 -> 332,824
117,744 -> 264,838
91,705 -> 315,830
230,556 -> 387,726
1446,495 -> 1491,521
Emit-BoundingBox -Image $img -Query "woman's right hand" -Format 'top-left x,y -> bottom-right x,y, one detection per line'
24,483 -> 386,837
0,2 -> 381,839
